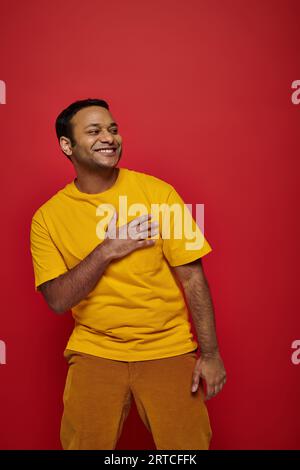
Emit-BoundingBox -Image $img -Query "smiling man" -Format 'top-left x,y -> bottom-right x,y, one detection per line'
30,98 -> 226,450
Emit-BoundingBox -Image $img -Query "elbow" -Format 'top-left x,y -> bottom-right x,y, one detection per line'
43,293 -> 67,314
48,300 -> 66,314
38,283 -> 67,314
51,304 -> 66,314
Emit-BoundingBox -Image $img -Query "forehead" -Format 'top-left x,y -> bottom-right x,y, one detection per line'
71,106 -> 115,129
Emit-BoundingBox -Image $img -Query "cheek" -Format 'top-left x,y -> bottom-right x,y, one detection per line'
76,140 -> 95,155
74,136 -> 89,146
83,138 -> 97,149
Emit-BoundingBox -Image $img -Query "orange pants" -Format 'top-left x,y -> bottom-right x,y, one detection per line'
60,349 -> 212,450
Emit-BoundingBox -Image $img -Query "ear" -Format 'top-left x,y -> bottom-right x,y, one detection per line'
59,136 -> 73,157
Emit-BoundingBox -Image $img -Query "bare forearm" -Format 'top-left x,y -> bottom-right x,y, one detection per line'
40,238 -> 113,313
183,275 -> 219,357
173,261 -> 226,398
39,213 -> 158,313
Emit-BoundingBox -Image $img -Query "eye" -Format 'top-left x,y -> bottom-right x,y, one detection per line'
110,128 -> 118,134
88,130 -> 99,135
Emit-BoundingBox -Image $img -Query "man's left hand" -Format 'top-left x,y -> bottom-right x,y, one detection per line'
191,352 -> 227,400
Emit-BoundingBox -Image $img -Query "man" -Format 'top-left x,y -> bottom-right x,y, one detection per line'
30,98 -> 226,450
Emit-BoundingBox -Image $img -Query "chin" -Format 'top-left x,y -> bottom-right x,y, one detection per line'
94,158 -> 120,169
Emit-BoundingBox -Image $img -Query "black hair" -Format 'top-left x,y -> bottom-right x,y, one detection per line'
55,98 -> 110,159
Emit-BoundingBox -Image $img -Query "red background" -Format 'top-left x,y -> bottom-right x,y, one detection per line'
0,0 -> 299,450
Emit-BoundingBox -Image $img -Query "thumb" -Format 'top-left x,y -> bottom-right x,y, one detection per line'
105,210 -> 118,238
108,209 -> 118,227
191,366 -> 201,393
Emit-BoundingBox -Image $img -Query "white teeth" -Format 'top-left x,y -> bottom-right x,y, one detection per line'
98,149 -> 115,153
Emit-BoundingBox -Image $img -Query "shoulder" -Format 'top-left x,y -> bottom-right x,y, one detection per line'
125,168 -> 175,196
31,183 -> 71,223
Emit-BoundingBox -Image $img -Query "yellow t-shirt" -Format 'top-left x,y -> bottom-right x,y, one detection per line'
30,167 -> 213,361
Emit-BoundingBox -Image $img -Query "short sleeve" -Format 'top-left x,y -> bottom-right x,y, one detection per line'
30,209 -> 69,291
161,187 -> 213,267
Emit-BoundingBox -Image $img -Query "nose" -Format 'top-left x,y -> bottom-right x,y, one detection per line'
99,128 -> 114,144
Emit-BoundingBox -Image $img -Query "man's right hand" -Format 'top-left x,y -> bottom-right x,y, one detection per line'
103,211 -> 159,261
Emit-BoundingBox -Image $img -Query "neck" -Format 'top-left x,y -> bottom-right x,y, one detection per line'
74,166 -> 119,194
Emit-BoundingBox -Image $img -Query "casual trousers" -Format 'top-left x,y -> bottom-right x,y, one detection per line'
60,349 -> 212,450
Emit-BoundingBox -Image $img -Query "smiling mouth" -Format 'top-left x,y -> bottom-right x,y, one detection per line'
94,148 -> 117,154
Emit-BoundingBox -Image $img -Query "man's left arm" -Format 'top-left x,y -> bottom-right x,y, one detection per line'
172,258 -> 227,400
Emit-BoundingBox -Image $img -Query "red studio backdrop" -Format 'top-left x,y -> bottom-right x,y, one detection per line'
0,0 -> 299,450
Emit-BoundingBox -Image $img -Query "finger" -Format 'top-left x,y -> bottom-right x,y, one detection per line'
107,210 -> 118,228
127,217 -> 151,237
135,231 -> 159,241
213,385 -> 222,396
138,224 -> 159,239
191,382 -> 199,393
135,239 -> 156,248
138,220 -> 159,232
111,210 -> 118,221
135,227 -> 159,240
207,384 -> 223,399
214,377 -> 226,394
198,380 -> 206,400
191,371 -> 201,393
219,379 -> 226,391
142,224 -> 159,235
148,227 -> 159,238
106,211 -> 118,238
130,214 -> 152,228
148,221 -> 159,236
205,384 -> 216,401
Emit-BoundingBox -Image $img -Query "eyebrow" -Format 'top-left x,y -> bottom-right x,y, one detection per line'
84,122 -> 118,129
